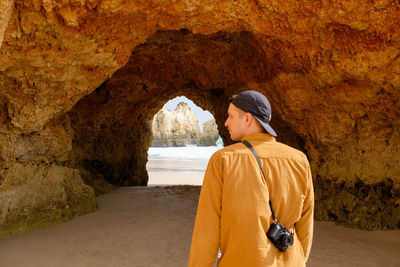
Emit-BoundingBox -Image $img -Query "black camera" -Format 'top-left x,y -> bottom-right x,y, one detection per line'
267,221 -> 294,252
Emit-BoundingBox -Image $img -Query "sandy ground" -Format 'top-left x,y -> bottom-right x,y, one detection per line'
0,173 -> 400,267
148,172 -> 204,186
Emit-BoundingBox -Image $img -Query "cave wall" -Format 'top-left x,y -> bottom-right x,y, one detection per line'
0,0 -> 399,236
68,29 -> 400,230
68,30 -> 270,187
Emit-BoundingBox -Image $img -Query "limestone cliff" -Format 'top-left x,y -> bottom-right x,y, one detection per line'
200,119 -> 219,146
0,0 -> 399,236
152,102 -> 201,147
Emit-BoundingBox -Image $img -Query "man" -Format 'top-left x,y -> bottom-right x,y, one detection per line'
188,90 -> 314,267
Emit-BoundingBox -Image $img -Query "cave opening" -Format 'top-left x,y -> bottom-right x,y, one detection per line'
147,95 -> 223,186
67,29 -> 307,191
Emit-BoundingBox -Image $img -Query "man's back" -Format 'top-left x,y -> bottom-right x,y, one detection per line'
189,133 -> 314,267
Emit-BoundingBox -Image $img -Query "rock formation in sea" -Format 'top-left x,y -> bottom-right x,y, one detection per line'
200,119 -> 219,146
152,102 -> 201,147
0,0 -> 399,237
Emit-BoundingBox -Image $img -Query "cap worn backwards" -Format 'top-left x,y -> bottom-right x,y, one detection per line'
229,90 -> 277,137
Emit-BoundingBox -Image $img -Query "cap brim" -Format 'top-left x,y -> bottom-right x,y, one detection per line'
255,117 -> 277,137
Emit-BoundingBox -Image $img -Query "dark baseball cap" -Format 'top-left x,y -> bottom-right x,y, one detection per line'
229,90 -> 277,137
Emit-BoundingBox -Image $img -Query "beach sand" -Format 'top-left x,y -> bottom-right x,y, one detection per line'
148,172 -> 204,186
0,173 -> 399,267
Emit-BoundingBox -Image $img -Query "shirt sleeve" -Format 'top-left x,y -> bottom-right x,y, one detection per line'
188,152 -> 223,267
295,165 -> 314,262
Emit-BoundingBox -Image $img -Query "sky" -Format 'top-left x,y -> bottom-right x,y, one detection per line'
163,96 -> 214,131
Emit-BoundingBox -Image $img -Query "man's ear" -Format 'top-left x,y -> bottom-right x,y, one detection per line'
244,113 -> 252,126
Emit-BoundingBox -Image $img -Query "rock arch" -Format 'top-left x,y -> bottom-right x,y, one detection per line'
67,30 -> 305,187
1,1 -> 399,237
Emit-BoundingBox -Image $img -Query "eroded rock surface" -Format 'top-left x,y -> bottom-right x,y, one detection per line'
0,0 -> 399,235
152,103 -> 201,147
0,163 -> 97,239
200,119 -> 219,146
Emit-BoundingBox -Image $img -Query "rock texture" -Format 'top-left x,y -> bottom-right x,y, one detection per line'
200,119 -> 219,146
152,103 -> 201,147
0,0 -> 14,50
0,0 -> 399,235
0,163 -> 97,239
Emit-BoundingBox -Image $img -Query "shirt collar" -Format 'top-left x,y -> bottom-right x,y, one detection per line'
241,132 -> 276,143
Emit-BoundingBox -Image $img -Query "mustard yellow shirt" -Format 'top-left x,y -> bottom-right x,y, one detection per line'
188,133 -> 314,267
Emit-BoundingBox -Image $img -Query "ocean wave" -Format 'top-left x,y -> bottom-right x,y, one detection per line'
148,146 -> 223,160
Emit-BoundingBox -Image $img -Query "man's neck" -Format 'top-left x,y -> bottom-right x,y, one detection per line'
244,128 -> 265,136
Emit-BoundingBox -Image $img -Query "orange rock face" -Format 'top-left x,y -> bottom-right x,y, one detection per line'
0,0 -> 400,234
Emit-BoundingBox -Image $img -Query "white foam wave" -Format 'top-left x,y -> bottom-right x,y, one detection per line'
148,145 -> 223,160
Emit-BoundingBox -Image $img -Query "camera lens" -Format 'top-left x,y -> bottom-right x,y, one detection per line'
281,234 -> 293,247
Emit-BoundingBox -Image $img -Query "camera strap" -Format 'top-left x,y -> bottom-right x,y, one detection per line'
242,140 -> 277,222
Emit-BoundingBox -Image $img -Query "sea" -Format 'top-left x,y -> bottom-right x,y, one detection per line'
146,145 -> 223,175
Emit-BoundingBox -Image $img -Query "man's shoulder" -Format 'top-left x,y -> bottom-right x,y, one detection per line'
267,141 -> 309,165
210,141 -> 309,166
210,142 -> 247,159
